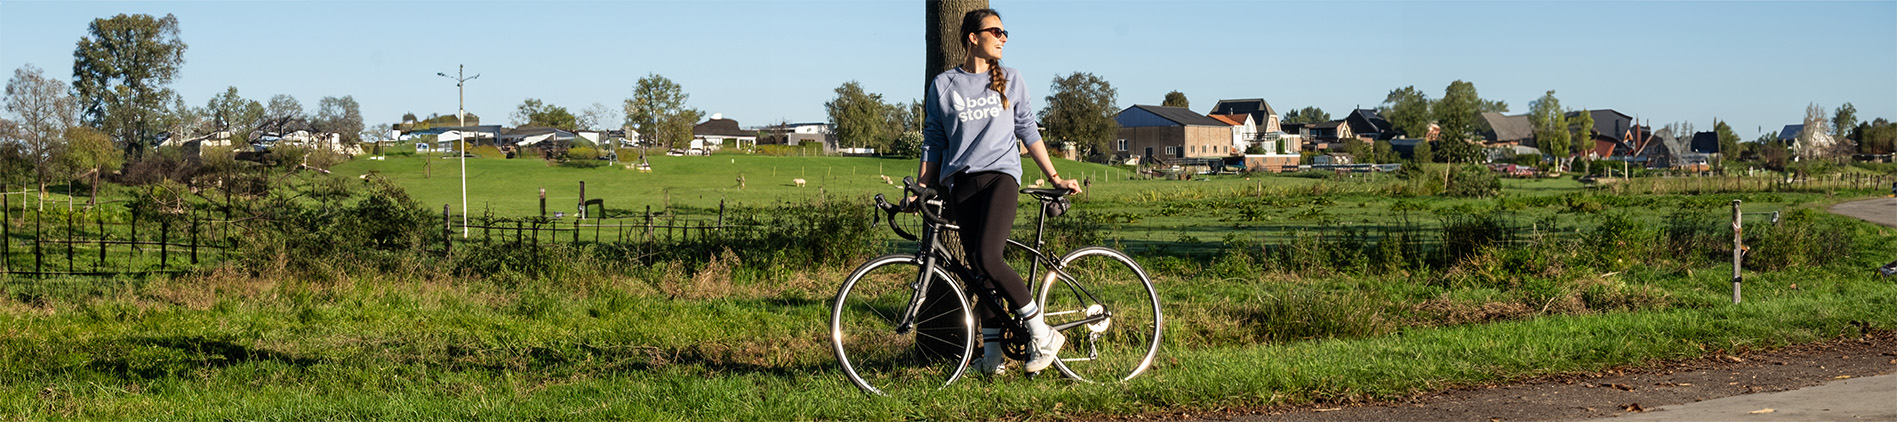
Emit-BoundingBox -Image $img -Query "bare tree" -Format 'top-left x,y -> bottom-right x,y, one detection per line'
578,102 -> 620,131
4,64 -> 79,208
266,94 -> 304,122
1796,102 -> 1833,161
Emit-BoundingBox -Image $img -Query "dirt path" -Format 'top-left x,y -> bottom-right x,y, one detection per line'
1828,197 -> 1897,228
1126,331 -> 1896,422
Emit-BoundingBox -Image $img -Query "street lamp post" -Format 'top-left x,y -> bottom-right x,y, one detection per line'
438,65 -> 480,237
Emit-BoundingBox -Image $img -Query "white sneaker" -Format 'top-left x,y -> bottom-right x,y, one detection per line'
977,328 -> 1008,375
1020,307 -> 1066,373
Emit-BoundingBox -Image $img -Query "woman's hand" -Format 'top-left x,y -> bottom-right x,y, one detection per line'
1053,177 -> 1082,194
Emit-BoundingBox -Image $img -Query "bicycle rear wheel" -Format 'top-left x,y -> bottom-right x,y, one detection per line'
1039,246 -> 1161,383
831,254 -> 974,395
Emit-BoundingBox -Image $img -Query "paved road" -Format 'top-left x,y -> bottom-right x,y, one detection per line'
1828,197 -> 1897,228
1593,373 -> 1897,421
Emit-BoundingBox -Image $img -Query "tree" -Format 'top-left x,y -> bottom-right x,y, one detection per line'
827,81 -> 893,151
1433,80 -> 1482,146
926,0 -> 990,91
1409,135 -> 1433,163
59,126 -> 122,206
1039,72 -> 1119,160
205,86 -> 264,133
1714,119 -> 1741,165
1162,91 -> 1188,108
624,74 -> 702,151
512,98 -> 576,130
1570,108 -> 1596,158
577,102 -> 620,131
1283,106 -> 1330,124
1529,90 -> 1570,168
1380,86 -> 1430,138
314,95 -> 363,144
266,94 -> 304,122
361,122 -> 392,155
5,64 -> 79,206
1831,102 -> 1856,138
72,13 -> 186,158
1796,102 -> 1833,161
1857,119 -> 1895,155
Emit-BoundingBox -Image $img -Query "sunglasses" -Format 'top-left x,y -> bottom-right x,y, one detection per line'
977,27 -> 1009,39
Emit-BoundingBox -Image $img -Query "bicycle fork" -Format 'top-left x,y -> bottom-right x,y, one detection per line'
893,254 -> 942,335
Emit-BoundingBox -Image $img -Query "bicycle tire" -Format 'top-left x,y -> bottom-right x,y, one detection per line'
1038,246 -> 1162,383
831,254 -> 974,395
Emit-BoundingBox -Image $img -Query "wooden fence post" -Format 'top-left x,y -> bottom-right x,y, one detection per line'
34,206 -> 42,275
66,210 -> 74,273
191,210 -> 199,265
97,209 -> 105,272
2,195 -> 8,273
443,205 -> 452,257
160,217 -> 170,270
1731,200 -> 1742,304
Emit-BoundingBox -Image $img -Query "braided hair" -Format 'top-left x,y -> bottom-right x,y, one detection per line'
959,8 -> 1009,110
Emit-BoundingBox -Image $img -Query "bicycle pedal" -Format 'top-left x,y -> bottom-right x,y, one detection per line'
1024,371 -> 1039,380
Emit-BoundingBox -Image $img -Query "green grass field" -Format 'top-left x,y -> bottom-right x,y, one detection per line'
4,153 -> 1895,420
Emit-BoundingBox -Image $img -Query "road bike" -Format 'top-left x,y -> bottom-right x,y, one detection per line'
830,177 -> 1161,395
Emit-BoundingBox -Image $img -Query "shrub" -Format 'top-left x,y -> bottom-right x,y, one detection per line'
1445,164 -> 1501,197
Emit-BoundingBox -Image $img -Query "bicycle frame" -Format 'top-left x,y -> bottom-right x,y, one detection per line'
881,192 -> 1111,337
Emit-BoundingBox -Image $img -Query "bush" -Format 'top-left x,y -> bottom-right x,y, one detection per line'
1445,164 -> 1501,197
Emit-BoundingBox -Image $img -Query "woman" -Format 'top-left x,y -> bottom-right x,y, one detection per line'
919,8 -> 1083,376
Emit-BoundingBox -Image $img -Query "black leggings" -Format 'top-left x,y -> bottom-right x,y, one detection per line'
949,171 -> 1031,324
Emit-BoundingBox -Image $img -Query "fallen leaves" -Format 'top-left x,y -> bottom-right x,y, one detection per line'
1748,408 -> 1775,414
1622,403 -> 1645,412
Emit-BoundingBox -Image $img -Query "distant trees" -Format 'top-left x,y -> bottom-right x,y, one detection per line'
1380,86 -> 1430,139
577,102 -> 620,132
266,94 -> 303,123
314,96 -> 363,144
1162,91 -> 1188,108
1528,90 -> 1571,168
1831,102 -> 1856,138
72,13 -> 187,158
624,74 -> 703,151
205,87 -> 264,134
1039,72 -> 1119,161
1282,107 -> 1330,124
4,64 -> 79,204
61,126 -> 121,206
511,98 -> 577,130
1714,119 -> 1741,165
827,81 -> 890,150
1857,118 -> 1895,155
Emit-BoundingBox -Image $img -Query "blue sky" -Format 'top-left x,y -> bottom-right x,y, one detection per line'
3,0 -> 1892,139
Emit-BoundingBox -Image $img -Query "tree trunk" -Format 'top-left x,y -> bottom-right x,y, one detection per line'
925,0 -> 988,93
921,0 -> 987,361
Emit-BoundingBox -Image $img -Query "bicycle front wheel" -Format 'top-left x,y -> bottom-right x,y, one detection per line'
1039,246 -> 1162,383
831,254 -> 974,395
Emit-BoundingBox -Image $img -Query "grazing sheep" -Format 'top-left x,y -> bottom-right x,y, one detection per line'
880,175 -> 893,184
1030,178 -> 1045,188
794,178 -> 807,187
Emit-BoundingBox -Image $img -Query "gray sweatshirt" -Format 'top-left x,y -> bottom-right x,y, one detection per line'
921,66 -> 1042,190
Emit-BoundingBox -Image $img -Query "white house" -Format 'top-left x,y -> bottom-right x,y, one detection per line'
1209,113 -> 1258,153
691,113 -> 758,153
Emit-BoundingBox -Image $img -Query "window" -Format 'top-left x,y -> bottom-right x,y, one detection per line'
1164,146 -> 1177,155
1117,139 -> 1128,152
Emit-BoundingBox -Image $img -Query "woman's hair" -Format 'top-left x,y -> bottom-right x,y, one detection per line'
959,8 -> 1009,109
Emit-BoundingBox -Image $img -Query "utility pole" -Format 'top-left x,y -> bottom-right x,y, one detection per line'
438,65 -> 480,237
